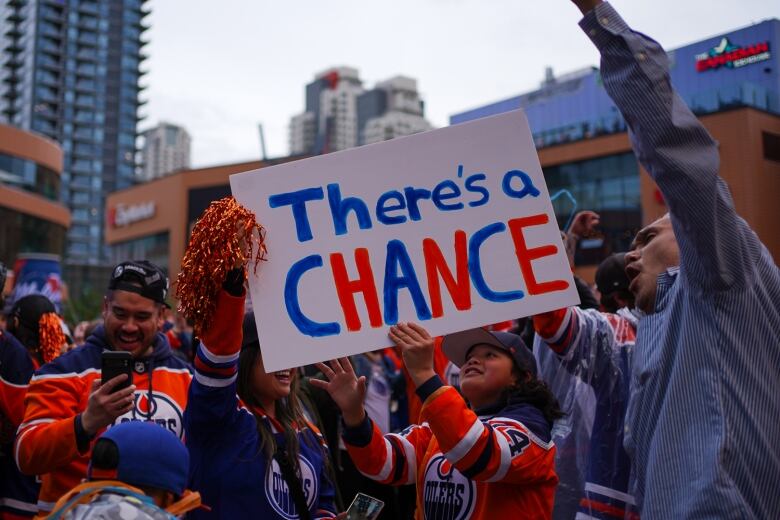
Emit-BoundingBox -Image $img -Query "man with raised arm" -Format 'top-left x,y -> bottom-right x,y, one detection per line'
568,1 -> 780,517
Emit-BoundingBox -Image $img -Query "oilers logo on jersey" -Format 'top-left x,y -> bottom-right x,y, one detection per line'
264,454 -> 317,519
422,453 -> 476,520
112,391 -> 184,438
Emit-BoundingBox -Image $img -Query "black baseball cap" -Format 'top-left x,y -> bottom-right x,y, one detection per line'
108,260 -> 169,305
10,294 -> 56,331
595,253 -> 630,295
442,328 -> 537,377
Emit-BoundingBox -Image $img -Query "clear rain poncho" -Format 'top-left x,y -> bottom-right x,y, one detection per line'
533,306 -> 639,520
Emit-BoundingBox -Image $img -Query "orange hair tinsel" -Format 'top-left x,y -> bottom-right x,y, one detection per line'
38,312 -> 65,364
176,196 -> 266,334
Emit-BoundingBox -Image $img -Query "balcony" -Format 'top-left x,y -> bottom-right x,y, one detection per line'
78,17 -> 99,30
39,23 -> 62,40
38,54 -> 61,70
77,33 -> 98,47
39,39 -> 61,55
75,80 -> 96,93
78,3 -> 99,16
76,64 -> 96,77
38,71 -> 60,87
39,7 -> 62,23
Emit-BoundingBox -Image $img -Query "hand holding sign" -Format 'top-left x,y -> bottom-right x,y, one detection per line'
388,322 -> 436,388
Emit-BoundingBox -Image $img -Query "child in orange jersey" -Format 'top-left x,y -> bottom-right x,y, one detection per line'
311,323 -> 563,520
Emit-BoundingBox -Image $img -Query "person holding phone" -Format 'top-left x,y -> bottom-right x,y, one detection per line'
312,323 -> 562,519
14,260 -> 191,516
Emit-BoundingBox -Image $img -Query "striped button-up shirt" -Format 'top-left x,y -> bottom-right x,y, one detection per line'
580,4 -> 780,518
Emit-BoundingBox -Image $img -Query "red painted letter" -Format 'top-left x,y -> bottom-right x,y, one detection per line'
330,248 -> 382,332
423,231 -> 472,318
507,214 -> 570,295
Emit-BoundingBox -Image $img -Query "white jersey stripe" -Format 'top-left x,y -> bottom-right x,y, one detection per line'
443,418 -> 484,464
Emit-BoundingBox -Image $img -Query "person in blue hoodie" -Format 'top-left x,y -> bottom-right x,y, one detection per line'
184,267 -> 338,519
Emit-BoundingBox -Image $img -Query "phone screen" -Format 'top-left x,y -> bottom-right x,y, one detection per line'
346,493 -> 385,520
101,351 -> 133,392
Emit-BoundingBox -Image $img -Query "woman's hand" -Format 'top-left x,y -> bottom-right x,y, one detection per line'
309,358 -> 367,427
389,322 -> 436,388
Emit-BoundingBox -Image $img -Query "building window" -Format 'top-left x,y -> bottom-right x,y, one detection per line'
0,207 -> 66,266
543,152 -> 642,265
110,232 -> 170,274
763,132 -> 780,163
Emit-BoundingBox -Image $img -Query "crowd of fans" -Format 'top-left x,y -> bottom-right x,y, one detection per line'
0,1 -> 778,519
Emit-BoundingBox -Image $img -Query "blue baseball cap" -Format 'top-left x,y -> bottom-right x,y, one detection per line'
88,421 -> 189,496
442,327 -> 538,377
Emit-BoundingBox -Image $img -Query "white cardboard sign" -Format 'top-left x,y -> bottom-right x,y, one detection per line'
230,110 -> 579,371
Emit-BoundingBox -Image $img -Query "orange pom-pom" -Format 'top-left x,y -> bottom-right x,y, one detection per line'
38,312 -> 66,364
176,196 -> 266,334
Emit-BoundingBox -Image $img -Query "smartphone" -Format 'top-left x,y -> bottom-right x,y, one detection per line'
101,351 -> 133,392
346,493 -> 385,520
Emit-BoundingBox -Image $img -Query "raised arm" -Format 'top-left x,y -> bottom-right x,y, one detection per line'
311,357 -> 431,486
184,270 -> 246,433
534,306 -> 634,393
574,0 -> 757,290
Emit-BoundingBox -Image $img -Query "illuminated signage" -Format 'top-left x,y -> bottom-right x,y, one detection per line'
110,201 -> 156,227
696,37 -> 771,72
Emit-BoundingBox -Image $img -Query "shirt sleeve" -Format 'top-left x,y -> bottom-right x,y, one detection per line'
534,306 -> 634,393
14,371 -> 87,475
580,2 -> 759,291
0,333 -> 34,426
419,377 -> 557,485
342,413 -> 432,486
184,289 -> 246,436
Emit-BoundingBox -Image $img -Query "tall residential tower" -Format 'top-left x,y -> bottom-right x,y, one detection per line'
289,67 -> 432,155
139,122 -> 191,181
0,0 -> 149,283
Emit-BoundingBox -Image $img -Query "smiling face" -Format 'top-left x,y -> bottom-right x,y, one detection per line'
625,215 -> 680,314
103,290 -> 161,358
251,351 -> 293,409
459,344 -> 518,409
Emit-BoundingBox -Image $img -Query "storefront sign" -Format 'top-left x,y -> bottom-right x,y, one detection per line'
696,37 -> 771,72
231,110 -> 579,372
110,201 -> 156,227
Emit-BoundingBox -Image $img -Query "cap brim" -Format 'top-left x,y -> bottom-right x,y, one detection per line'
441,328 -> 507,367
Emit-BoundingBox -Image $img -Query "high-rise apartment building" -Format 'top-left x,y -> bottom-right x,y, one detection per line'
0,0 -> 149,275
289,66 -> 364,155
139,121 -> 191,181
289,67 -> 432,155
358,76 -> 432,146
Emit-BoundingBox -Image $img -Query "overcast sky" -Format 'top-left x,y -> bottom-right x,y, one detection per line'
143,0 -> 779,168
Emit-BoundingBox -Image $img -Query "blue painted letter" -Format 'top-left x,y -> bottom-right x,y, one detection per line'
327,183 -> 373,236
502,170 -> 540,200
383,240 -> 432,324
284,255 -> 340,337
468,222 -> 525,302
269,187 -> 325,242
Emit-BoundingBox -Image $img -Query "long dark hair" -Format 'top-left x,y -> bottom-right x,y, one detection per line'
236,345 -> 320,475
503,367 -> 565,426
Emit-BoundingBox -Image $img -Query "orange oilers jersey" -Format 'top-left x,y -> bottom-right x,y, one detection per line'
14,328 -> 191,513
343,376 -> 558,519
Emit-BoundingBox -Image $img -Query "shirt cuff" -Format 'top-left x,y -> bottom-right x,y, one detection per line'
341,414 -> 373,448
415,375 -> 444,403
579,2 -> 630,48
74,414 -> 95,454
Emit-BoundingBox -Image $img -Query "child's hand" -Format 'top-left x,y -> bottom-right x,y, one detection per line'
389,322 -> 436,388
